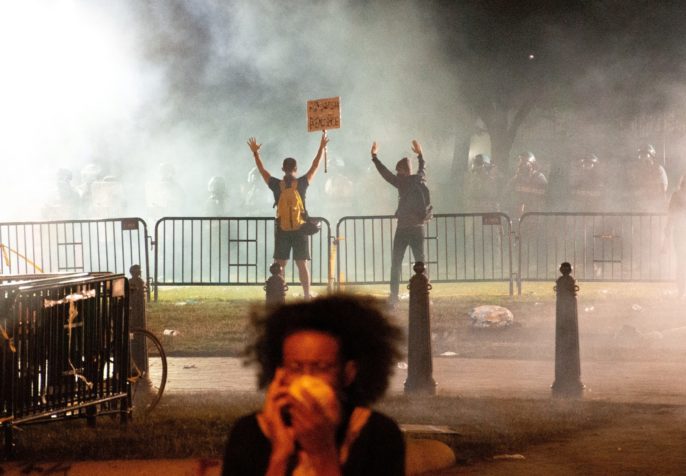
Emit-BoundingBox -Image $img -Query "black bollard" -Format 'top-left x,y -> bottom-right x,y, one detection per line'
129,264 -> 148,374
552,262 -> 584,398
264,262 -> 287,306
404,262 -> 437,395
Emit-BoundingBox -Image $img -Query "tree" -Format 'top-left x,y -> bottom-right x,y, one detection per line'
434,0 -> 686,171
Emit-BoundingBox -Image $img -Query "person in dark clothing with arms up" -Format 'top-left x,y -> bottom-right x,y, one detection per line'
371,140 -> 429,305
247,132 -> 328,300
222,294 -> 405,476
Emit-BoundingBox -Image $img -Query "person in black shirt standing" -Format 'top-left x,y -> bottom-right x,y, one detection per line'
371,140 -> 428,305
247,133 -> 328,299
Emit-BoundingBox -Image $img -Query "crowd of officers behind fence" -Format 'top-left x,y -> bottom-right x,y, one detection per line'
465,143 -> 670,219
41,142 -> 676,224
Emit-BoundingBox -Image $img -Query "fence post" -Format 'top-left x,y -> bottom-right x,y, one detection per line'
264,263 -> 287,306
404,262 -> 437,395
552,262 -> 584,398
129,264 -> 148,374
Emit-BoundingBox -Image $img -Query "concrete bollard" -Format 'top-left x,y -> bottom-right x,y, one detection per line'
404,262 -> 437,395
264,262 -> 287,306
551,262 -> 584,398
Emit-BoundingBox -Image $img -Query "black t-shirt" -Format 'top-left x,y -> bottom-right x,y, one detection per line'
222,410 -> 405,476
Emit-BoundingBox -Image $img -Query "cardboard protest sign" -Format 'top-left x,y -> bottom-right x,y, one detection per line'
307,96 -> 341,132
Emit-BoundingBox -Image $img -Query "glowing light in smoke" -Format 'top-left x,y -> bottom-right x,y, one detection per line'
0,1 -> 143,161
0,0 -> 148,218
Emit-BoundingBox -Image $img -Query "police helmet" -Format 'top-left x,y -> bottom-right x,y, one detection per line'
208,176 -> 227,194
579,153 -> 599,168
471,154 -> 492,172
637,144 -> 656,161
517,151 -> 536,164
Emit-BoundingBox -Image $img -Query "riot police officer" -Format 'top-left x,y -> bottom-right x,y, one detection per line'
464,154 -> 500,212
568,152 -> 604,211
624,144 -> 668,212
206,176 -> 228,216
506,151 -> 547,219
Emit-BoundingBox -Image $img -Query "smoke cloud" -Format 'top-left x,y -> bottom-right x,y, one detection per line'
2,0 -> 686,224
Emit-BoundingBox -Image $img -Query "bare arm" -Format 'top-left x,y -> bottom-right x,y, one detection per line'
247,137 -> 271,184
305,131 -> 329,183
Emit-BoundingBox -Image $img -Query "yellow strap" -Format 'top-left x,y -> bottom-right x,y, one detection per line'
0,244 -> 10,267
0,244 -> 44,272
0,324 -> 16,353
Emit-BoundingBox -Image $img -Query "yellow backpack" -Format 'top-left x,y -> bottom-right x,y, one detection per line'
277,180 -> 306,231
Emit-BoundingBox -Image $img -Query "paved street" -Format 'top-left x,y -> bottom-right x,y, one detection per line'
165,356 -> 686,405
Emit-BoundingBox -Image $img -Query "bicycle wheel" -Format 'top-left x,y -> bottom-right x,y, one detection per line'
129,328 -> 167,414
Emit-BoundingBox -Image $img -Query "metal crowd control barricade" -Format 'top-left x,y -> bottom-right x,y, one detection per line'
517,212 -> 672,294
1,273 -> 130,454
0,218 -> 151,298
152,217 -> 332,299
335,213 -> 514,295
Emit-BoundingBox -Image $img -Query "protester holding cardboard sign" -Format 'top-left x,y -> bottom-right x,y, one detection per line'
247,131 -> 328,300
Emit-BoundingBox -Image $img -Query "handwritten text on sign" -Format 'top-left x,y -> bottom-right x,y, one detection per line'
307,96 -> 341,132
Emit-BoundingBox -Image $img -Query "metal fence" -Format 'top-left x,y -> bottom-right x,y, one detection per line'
518,212 -> 673,293
153,217 -> 332,298
1,213 -> 677,300
0,218 -> 150,284
1,273 -> 130,452
335,213 -> 514,294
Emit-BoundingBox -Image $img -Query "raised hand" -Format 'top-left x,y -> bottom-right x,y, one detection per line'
371,141 -> 378,157
320,130 -> 329,150
411,139 -> 423,156
247,137 -> 261,155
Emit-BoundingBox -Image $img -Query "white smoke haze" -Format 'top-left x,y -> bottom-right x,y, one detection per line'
1,0 -> 466,223
2,0 -> 686,223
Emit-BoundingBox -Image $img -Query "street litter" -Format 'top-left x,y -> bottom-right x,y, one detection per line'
469,305 -> 514,328
493,454 -> 525,460
163,329 -> 181,336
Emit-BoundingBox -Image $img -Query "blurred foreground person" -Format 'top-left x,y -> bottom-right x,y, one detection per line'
664,175 -> 686,298
506,151 -> 547,219
222,294 -> 405,476
247,132 -> 328,300
371,140 -> 432,305
625,144 -> 668,212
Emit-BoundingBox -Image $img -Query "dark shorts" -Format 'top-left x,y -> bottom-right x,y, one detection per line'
274,228 -> 310,261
